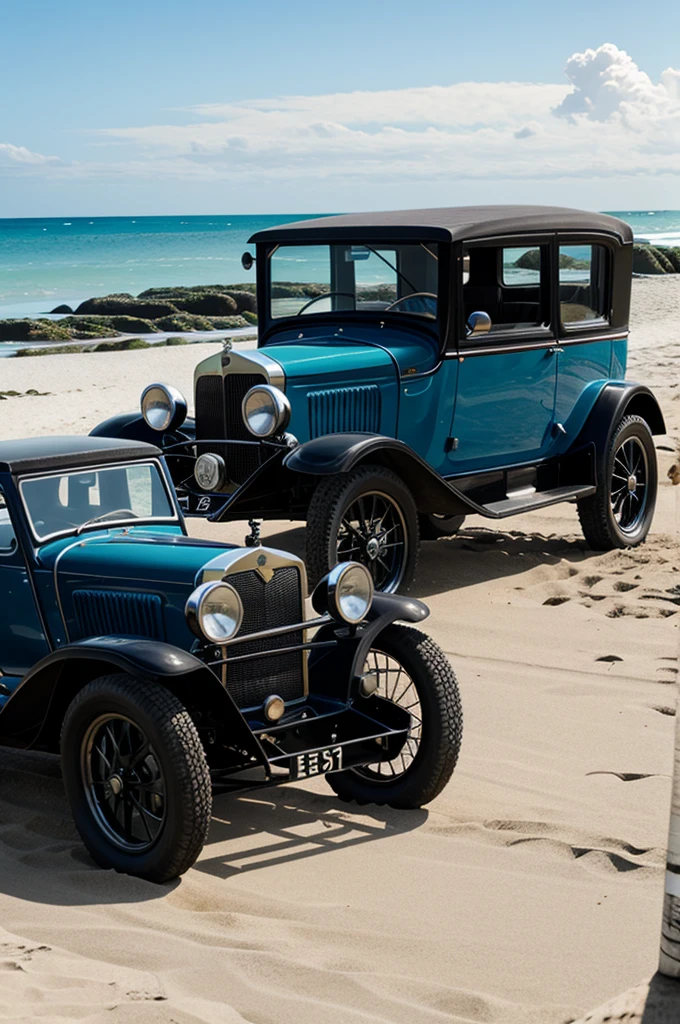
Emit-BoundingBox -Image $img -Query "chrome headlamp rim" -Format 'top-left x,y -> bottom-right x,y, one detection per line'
242,384 -> 291,439
194,452 -> 228,492
327,561 -> 374,625
185,580 -> 244,644
140,383 -> 187,433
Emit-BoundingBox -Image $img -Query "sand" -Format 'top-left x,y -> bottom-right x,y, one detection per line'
1,276 -> 680,1022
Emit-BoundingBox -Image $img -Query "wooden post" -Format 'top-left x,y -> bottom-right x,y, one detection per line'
659,681 -> 680,977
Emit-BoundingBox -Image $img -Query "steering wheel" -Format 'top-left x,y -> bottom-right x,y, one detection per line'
298,292 -> 356,314
385,292 -> 437,315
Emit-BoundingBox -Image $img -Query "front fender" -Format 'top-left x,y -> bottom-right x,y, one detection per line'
308,593 -> 430,703
0,637 -> 267,768
283,433 -> 476,516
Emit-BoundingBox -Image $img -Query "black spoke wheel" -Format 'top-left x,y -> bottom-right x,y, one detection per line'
81,714 -> 166,852
578,414 -> 657,550
61,674 -> 212,883
306,465 -> 419,594
326,625 -> 463,808
419,512 -> 466,540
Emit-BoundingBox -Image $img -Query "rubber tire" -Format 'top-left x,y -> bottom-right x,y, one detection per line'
306,464 -> 419,594
577,414 -> 658,551
419,512 -> 466,540
61,674 -> 212,883
326,624 -> 463,808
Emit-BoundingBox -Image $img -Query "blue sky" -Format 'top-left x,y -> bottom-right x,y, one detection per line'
1,0 -> 679,215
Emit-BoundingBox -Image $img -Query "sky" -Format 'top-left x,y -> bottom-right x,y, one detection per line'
1,0 -> 679,216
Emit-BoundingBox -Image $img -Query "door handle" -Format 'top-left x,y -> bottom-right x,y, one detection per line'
547,346 -> 563,356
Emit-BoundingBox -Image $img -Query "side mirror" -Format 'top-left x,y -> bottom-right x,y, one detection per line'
466,310 -> 492,337
241,251 -> 255,271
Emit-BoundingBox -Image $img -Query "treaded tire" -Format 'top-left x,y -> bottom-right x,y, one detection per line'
577,414 -> 657,551
326,624 -> 463,808
61,674 -> 212,883
419,512 -> 466,540
306,464 -> 419,594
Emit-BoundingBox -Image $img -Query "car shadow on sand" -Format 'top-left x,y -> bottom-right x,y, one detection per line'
0,746 -> 425,903
260,522 -> 591,601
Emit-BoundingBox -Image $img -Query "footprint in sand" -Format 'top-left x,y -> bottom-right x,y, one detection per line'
586,771 -> 664,782
542,596 -> 570,606
650,705 -> 676,716
595,654 -> 623,663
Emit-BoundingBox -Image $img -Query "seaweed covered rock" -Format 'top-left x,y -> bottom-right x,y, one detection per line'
153,313 -> 215,332
0,319 -> 72,342
223,290 -> 257,313
75,294 -> 179,317
660,246 -> 680,272
633,244 -> 672,274
172,293 -> 238,316
50,304 -> 74,314
514,249 -> 588,270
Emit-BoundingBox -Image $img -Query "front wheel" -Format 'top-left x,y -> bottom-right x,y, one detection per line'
61,674 -> 212,883
577,414 -> 657,550
326,624 -> 463,808
306,465 -> 419,593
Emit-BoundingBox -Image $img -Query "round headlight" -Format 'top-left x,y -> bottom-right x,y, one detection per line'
328,562 -> 374,625
141,383 -> 187,433
194,452 -> 227,492
185,581 -> 243,644
242,385 -> 291,439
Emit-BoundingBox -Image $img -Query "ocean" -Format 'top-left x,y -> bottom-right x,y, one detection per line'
0,210 -> 678,320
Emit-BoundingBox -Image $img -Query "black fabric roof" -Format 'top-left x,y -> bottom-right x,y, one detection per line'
249,206 -> 633,245
0,436 -> 161,475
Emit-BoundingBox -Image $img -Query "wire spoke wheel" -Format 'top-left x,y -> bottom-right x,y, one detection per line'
610,435 -> 648,534
354,649 -> 423,782
81,713 -> 166,852
336,490 -> 408,592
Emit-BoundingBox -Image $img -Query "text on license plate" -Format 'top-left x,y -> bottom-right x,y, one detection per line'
293,746 -> 343,779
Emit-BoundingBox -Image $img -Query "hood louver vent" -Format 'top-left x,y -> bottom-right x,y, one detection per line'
308,385 -> 380,439
73,590 -> 165,641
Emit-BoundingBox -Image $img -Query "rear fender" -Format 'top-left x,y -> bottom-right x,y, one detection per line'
308,592 -> 430,703
283,433 -> 476,516
571,382 -> 666,467
0,637 -> 267,768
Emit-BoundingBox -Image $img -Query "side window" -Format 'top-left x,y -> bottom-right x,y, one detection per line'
463,244 -> 549,336
0,489 -> 17,555
559,245 -> 609,326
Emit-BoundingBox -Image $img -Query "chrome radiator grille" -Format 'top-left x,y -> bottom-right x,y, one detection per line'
308,385 -> 381,439
73,590 -> 165,640
226,566 -> 305,708
194,372 -> 265,483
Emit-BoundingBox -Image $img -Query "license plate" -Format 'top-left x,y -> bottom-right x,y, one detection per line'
292,745 -> 343,779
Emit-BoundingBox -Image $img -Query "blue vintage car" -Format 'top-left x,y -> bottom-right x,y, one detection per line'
0,436 -> 462,881
93,206 -> 665,593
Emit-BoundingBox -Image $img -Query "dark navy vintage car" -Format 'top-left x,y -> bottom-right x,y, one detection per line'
0,436 -> 462,881
93,206 -> 665,593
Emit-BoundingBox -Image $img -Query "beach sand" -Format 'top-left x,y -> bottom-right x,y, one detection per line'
1,276 -> 679,1022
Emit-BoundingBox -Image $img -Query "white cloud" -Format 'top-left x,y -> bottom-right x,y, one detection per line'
85,44 -> 679,189
0,143 -> 57,167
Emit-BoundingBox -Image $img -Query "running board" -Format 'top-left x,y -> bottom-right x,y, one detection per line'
481,483 -> 596,518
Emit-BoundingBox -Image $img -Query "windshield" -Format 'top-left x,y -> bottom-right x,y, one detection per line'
268,243 -> 439,323
20,461 -> 176,541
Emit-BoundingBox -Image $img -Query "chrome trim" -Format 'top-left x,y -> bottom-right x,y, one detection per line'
242,384 -> 291,438
140,383 -> 187,432
326,562 -> 373,624
223,348 -> 286,390
18,459 -> 179,545
222,614 -> 331,648
452,330 -> 627,359
185,580 -> 244,644
53,535 -> 102,643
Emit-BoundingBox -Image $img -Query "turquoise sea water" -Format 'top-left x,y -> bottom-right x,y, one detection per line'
0,210 -> 678,319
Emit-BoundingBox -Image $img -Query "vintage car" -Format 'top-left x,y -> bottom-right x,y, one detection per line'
92,206 -> 665,593
0,435 -> 462,882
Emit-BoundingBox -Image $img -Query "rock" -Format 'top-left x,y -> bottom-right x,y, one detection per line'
74,294 -> 178,317
173,293 -> 238,316
0,319 -> 72,342
49,304 -> 73,314
633,244 -> 668,274
224,290 -> 257,314
241,310 -> 258,325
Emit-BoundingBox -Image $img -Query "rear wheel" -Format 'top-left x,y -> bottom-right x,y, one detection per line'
326,624 -> 463,808
306,465 -> 419,593
61,674 -> 212,883
419,512 -> 466,540
577,414 -> 657,550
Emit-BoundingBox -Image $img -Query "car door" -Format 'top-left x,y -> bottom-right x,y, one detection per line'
447,238 -> 558,474
0,488 -> 49,693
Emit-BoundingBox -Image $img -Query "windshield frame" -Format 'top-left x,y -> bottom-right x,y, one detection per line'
260,238 -> 445,342
18,458 -> 180,545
